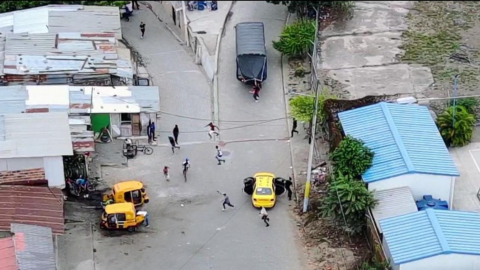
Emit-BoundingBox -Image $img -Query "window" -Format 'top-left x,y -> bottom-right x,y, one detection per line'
116,213 -> 126,222
255,188 -> 272,195
121,113 -> 132,122
132,190 -> 140,198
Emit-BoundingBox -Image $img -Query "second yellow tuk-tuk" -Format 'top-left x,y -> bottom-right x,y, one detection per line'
100,203 -> 146,232
103,180 -> 149,207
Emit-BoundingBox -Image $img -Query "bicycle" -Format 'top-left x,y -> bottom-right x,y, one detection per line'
135,141 -> 153,155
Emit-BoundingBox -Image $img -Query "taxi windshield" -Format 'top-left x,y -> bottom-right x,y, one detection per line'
255,187 -> 272,195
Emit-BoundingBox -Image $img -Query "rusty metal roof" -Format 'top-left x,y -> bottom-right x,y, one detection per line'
3,32 -> 131,78
0,5 -> 122,38
0,237 -> 17,270
10,223 -> 56,270
0,186 -> 64,235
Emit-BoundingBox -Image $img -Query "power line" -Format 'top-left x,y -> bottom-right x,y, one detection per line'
157,117 -> 284,134
159,110 -> 287,123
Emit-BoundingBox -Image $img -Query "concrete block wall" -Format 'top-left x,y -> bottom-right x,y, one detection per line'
0,168 -> 46,184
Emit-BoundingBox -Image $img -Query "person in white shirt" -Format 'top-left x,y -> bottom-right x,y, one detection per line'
137,210 -> 149,227
215,146 -> 226,165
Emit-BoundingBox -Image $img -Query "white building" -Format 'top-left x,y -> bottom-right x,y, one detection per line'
380,208 -> 480,270
0,112 -> 73,188
338,102 -> 459,208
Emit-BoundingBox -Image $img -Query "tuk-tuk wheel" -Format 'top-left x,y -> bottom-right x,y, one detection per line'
144,199 -> 150,203
127,226 -> 136,232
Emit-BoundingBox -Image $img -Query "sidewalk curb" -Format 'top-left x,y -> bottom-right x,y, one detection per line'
280,12 -> 300,203
213,1 -> 234,126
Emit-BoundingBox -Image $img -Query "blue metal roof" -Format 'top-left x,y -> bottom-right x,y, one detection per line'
380,208 -> 480,265
338,102 -> 459,183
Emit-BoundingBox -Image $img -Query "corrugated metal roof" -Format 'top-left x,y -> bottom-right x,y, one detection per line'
89,86 -> 160,113
236,22 -> 266,56
0,186 -> 64,235
0,112 -> 73,159
10,223 -> 56,270
0,5 -> 121,38
0,237 -> 17,270
3,32 -> 131,77
0,85 -> 27,114
371,187 -> 417,234
0,115 -> 4,141
338,102 -> 459,183
380,208 -> 480,264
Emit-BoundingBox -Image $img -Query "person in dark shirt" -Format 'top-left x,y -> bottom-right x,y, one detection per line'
173,125 -> 180,145
140,22 -> 146,39
291,118 -> 299,137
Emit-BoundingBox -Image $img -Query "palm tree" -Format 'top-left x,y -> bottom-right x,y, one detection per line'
437,105 -> 475,147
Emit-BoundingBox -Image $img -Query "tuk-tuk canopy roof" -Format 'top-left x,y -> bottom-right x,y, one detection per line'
105,202 -> 136,214
236,22 -> 266,56
113,180 -> 144,193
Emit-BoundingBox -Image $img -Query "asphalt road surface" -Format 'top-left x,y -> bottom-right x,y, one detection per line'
92,2 -> 306,270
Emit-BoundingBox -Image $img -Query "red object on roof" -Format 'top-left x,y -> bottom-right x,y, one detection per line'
0,186 -> 64,234
0,237 -> 18,270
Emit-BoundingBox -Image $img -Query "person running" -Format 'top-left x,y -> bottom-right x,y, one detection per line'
182,158 -> 190,180
205,122 -> 220,139
140,22 -> 146,39
173,125 -> 180,145
291,118 -> 299,137
218,192 -> 234,211
163,166 -> 170,181
215,145 -> 226,165
253,84 -> 260,102
260,207 -> 270,227
168,136 -> 180,153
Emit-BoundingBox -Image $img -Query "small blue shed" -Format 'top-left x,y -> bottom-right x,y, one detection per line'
380,208 -> 480,270
338,103 -> 459,207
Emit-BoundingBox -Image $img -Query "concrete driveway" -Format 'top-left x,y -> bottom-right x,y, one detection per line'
90,2 -> 306,270
450,143 -> 480,212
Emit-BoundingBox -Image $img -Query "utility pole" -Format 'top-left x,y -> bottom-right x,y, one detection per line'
452,75 -> 459,127
303,6 -> 321,213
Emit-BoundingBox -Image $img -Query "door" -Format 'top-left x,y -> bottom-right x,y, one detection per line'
132,114 -> 141,136
124,191 -> 132,203
132,190 -> 141,205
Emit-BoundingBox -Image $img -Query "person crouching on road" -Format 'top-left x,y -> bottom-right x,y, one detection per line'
137,210 -> 149,227
260,207 -> 270,227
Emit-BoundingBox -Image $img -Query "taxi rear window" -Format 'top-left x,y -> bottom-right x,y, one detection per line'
255,188 -> 272,195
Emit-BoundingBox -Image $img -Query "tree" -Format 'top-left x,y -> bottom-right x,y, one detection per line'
273,20 -> 316,57
330,135 -> 374,178
320,172 -> 377,233
289,89 -> 335,123
437,105 -> 475,147
266,1 -> 352,17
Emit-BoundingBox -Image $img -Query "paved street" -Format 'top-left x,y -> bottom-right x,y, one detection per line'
92,2 -> 306,270
121,5 -> 213,144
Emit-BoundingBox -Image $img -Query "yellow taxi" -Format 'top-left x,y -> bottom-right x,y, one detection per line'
251,172 -> 277,208
103,180 -> 149,207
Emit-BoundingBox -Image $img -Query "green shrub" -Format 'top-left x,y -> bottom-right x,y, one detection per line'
289,88 -> 336,123
437,105 -> 475,147
273,20 -> 315,57
449,97 -> 478,116
330,135 -> 374,178
320,172 -> 377,233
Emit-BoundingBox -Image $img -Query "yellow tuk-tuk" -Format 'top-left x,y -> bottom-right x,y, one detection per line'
100,203 -> 145,232
103,181 -> 149,207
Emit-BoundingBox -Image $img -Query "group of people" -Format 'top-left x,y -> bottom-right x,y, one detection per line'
219,192 -> 271,227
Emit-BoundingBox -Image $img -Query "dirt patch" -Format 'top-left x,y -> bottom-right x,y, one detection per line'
400,1 -> 480,101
